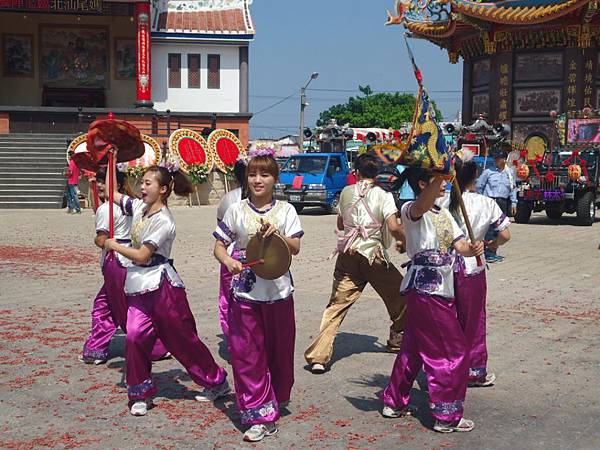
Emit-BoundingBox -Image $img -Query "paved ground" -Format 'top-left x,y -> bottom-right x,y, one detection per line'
0,206 -> 599,449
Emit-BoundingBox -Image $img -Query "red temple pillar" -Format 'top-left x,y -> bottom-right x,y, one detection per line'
135,2 -> 153,108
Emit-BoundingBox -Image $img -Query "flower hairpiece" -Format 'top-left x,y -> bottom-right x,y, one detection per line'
159,154 -> 180,173
248,146 -> 275,159
116,162 -> 129,173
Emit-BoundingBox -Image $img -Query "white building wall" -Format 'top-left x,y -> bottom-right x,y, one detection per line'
152,43 -> 240,112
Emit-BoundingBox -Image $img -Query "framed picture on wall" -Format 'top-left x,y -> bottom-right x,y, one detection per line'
472,92 -> 489,116
515,52 -> 563,82
2,34 -> 34,77
472,59 -> 490,87
39,24 -> 108,88
114,38 -> 136,80
514,88 -> 561,116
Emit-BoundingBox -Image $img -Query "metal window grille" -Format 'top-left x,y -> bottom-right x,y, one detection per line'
207,54 -> 220,89
188,54 -> 201,89
168,53 -> 181,88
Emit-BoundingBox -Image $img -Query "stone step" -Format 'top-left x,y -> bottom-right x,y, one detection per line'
0,160 -> 67,166
0,177 -> 65,184
0,144 -> 67,150
0,188 -> 64,194
0,193 -> 64,200
0,168 -> 65,174
0,152 -> 66,158
0,201 -> 63,209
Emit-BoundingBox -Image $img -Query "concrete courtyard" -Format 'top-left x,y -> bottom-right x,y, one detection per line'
0,206 -> 599,449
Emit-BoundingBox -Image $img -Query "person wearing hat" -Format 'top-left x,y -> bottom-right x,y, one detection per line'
476,147 -> 516,262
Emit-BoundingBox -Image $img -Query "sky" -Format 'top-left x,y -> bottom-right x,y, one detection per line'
248,0 -> 463,139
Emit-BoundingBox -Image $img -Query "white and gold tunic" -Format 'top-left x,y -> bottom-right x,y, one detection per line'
120,195 -> 184,295
213,199 -> 303,303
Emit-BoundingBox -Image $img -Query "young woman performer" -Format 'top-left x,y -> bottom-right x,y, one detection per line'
81,167 -> 168,364
213,149 -> 303,442
104,156 -> 228,416
381,168 -> 484,433
215,160 -> 247,341
444,159 -> 511,387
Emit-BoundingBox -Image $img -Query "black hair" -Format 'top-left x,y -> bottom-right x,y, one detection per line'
392,166 -> 434,196
354,153 -> 379,179
146,165 -> 193,203
95,166 -> 131,195
449,160 -> 478,222
233,160 -> 248,199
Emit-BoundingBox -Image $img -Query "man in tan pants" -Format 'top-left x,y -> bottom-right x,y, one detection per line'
304,153 -> 406,374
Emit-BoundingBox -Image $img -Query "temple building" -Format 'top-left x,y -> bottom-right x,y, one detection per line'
389,0 -> 600,156
0,0 -> 254,144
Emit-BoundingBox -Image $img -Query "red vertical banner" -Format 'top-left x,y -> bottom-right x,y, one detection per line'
135,2 -> 153,107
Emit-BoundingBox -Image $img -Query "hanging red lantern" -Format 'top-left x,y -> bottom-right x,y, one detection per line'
545,171 -> 555,183
516,164 -> 530,180
568,164 -> 582,181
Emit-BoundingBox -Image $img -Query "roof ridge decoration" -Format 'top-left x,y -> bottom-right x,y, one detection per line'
387,0 -> 591,29
157,0 -> 251,13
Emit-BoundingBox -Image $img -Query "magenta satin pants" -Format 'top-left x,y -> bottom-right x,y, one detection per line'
382,290 -> 469,423
82,256 -> 167,362
228,296 -> 295,425
454,267 -> 488,382
218,263 -> 233,339
125,281 -> 227,401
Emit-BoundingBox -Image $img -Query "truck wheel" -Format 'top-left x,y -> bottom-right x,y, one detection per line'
576,192 -> 595,226
514,202 -> 532,224
293,204 -> 304,213
325,193 -> 340,214
546,207 -> 563,220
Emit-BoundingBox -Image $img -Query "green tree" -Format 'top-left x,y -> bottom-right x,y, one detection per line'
316,85 -> 443,128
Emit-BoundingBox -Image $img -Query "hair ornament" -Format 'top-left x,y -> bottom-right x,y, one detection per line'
247,142 -> 276,159
159,154 -> 180,173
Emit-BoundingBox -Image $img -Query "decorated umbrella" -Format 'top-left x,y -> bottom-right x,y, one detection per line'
86,114 -> 145,239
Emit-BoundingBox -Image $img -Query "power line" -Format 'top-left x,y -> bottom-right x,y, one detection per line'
252,91 -> 297,117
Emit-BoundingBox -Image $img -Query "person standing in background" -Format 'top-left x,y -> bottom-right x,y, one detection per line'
65,152 -> 81,213
476,149 -> 516,262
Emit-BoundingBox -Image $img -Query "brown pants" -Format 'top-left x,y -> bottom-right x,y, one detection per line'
304,252 -> 406,365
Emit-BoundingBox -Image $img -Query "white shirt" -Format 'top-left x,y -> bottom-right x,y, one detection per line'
214,199 -> 303,303
217,187 -> 242,222
337,180 -> 397,264
95,201 -> 132,268
439,191 -> 510,275
400,201 -> 464,298
120,195 -> 184,295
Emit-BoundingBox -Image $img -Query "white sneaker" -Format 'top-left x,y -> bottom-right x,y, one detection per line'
195,379 -> 231,402
78,355 -> 106,365
433,417 -> 475,433
130,401 -> 148,416
468,372 -> 496,387
382,405 -> 414,418
243,422 -> 278,442
310,363 -> 326,374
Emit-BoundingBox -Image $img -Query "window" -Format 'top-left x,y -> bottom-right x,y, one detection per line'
168,53 -> 181,88
207,54 -> 220,89
188,54 -> 201,89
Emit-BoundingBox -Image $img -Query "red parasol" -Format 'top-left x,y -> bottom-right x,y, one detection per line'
86,115 -> 144,239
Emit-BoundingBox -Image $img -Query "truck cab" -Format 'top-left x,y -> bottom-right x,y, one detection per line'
275,152 -> 349,213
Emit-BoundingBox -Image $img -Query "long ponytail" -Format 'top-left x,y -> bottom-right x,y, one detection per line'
146,165 -> 193,204
449,159 -> 478,223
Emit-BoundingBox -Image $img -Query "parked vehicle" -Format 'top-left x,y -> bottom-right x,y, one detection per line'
275,152 -> 349,213
515,147 -> 600,225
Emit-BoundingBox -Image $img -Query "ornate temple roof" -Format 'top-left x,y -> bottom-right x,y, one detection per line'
387,0 -> 598,59
388,0 -> 591,32
152,0 -> 254,38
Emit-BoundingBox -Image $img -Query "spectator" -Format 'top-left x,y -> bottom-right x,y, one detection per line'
65,152 -> 81,214
476,150 -> 516,262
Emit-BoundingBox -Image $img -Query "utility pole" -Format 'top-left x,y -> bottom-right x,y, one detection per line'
299,72 -> 319,152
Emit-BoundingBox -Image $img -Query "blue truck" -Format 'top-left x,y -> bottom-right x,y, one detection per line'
275,152 -> 350,213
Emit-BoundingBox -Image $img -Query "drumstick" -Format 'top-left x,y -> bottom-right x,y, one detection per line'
242,258 -> 265,269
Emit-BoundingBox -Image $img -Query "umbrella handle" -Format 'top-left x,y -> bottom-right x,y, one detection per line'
108,152 -> 114,239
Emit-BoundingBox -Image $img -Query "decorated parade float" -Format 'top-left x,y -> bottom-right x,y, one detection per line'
513,109 -> 600,225
387,0 -> 600,159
